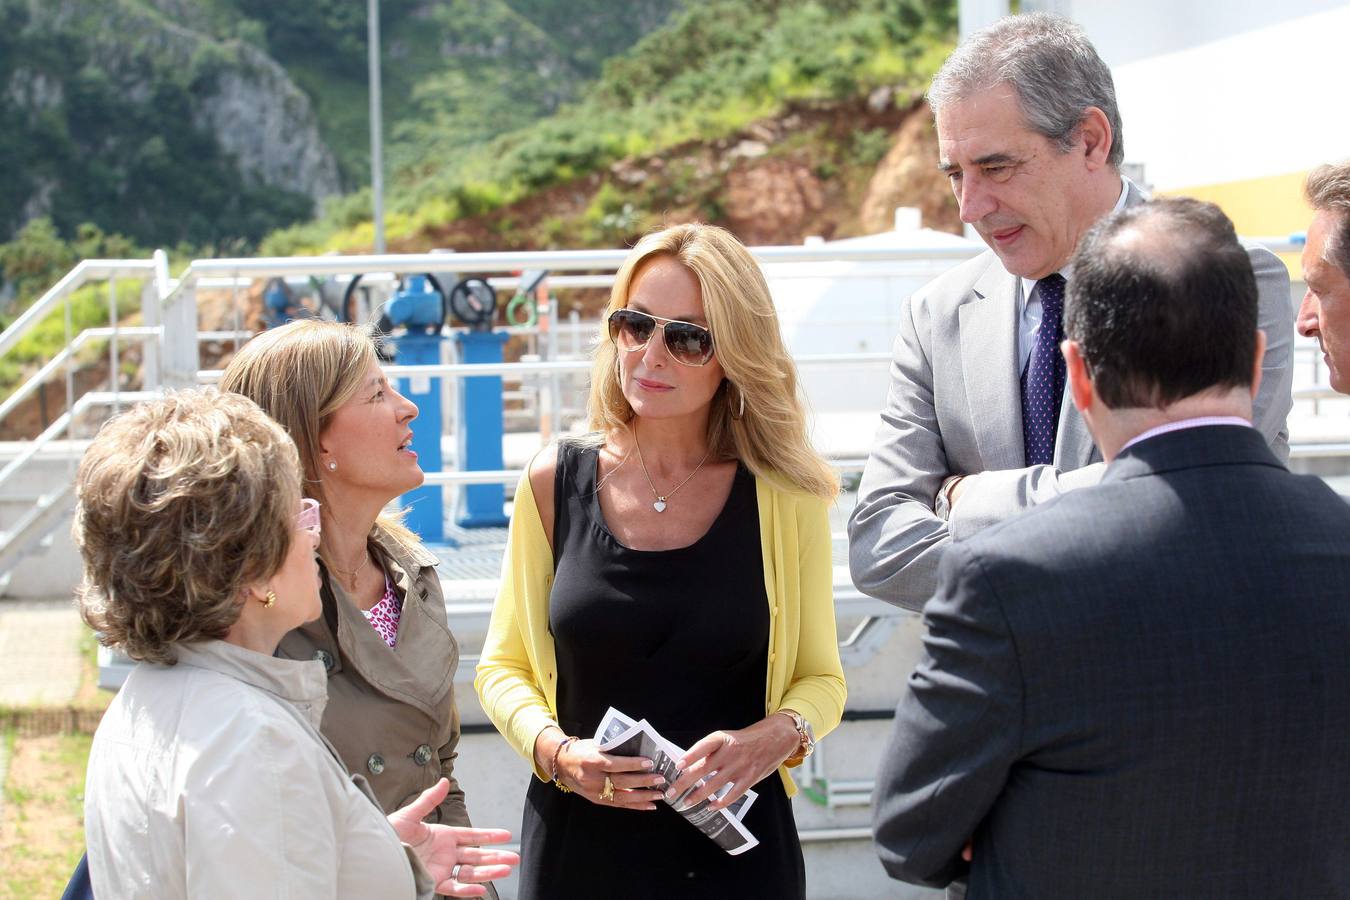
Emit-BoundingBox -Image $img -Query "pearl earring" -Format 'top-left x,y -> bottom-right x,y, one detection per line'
327,461 -> 337,471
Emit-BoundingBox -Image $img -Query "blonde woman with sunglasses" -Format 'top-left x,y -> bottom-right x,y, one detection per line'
78,390 -> 517,898
477,223 -> 847,899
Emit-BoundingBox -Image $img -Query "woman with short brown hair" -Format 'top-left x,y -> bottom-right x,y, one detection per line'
79,389 -> 516,898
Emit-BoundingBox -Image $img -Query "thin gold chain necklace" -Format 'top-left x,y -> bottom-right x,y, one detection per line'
329,548 -> 371,589
633,430 -> 711,513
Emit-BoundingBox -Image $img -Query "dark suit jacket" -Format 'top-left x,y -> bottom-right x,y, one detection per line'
873,425 -> 1350,898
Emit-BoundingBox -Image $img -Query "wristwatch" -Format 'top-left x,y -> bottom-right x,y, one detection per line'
780,709 -> 816,763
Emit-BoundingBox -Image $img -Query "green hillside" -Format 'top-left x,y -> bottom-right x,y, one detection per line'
0,0 -> 319,250
0,0 -> 958,413
264,0 -> 957,254
199,0 -> 682,186
0,0 -> 955,304
0,0 -> 680,256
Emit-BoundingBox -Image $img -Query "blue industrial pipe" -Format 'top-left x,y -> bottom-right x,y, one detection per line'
455,330 -> 510,528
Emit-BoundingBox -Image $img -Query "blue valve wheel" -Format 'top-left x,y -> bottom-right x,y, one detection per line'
340,273 -> 449,328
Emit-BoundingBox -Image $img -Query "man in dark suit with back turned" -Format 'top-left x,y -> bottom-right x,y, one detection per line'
872,197 -> 1350,898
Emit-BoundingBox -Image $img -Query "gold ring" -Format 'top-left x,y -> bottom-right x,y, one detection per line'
600,775 -> 615,801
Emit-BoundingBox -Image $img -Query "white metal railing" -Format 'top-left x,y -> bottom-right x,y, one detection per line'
0,237 -> 1342,584
0,326 -> 161,423
164,243 -> 980,286
0,254 -> 168,578
0,257 -> 160,359
0,391 -> 159,496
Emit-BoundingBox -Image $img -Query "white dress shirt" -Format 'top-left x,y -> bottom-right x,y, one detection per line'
1119,416 -> 1253,454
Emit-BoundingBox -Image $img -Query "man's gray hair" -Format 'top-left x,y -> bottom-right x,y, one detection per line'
1305,161 -> 1350,278
928,12 -> 1124,167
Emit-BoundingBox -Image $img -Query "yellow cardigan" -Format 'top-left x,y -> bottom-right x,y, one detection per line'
474,469 -> 847,797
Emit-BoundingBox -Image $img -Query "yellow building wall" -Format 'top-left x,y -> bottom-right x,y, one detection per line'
1158,170 -> 1314,273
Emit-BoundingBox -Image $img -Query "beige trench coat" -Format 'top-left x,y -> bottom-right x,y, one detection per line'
277,527 -> 471,826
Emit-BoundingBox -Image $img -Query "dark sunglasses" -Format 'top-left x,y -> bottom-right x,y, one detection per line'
607,308 -> 716,367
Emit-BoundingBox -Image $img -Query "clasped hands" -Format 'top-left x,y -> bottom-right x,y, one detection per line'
538,714 -> 800,812
387,778 -> 520,897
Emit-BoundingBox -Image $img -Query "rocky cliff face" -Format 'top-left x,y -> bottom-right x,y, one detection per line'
189,41 -> 341,205
86,2 -> 340,206
7,0 -> 339,233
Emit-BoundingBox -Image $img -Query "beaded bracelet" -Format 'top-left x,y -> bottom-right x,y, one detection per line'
550,735 -> 579,793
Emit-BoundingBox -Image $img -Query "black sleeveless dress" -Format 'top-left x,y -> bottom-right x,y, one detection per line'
515,443 -> 805,900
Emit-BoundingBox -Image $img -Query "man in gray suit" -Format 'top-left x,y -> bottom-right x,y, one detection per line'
848,14 -> 1293,611
872,197 -> 1350,897
1297,161 -> 1350,390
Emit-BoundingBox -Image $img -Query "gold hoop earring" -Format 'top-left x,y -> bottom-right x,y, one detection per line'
262,590 -> 277,608
729,383 -> 745,420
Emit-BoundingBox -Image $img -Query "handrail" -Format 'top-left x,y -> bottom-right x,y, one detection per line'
0,326 -> 160,423
1292,386 -> 1347,402
157,243 -> 986,311
197,351 -> 897,384
150,248 -> 170,300
0,259 -> 157,360
0,391 -> 159,495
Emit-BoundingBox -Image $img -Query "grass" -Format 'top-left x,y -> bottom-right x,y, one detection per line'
0,625 -> 111,897
0,730 -> 92,899
71,630 -> 113,714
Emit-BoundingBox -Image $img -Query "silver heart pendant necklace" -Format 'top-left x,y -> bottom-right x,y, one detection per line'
633,427 -> 711,514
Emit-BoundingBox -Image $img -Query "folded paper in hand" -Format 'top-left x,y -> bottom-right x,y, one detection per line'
595,706 -> 760,856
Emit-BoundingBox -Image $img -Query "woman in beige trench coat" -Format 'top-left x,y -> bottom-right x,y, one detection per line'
222,320 -> 503,897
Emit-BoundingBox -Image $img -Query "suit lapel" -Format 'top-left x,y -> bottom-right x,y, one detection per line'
1054,397 -> 1095,468
960,262 -> 1025,468
1053,180 -> 1147,470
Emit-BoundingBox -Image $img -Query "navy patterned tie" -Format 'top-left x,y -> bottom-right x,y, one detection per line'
1021,274 -> 1067,466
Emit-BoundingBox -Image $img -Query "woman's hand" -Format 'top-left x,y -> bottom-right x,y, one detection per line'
554,738 -> 667,810
666,714 -> 801,809
387,779 -> 520,897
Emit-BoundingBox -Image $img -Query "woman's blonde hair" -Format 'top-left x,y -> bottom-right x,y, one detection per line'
219,319 -> 418,558
74,389 -> 301,665
588,223 -> 838,500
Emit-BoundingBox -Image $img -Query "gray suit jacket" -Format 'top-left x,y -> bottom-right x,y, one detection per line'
848,183 -> 1295,611
872,425 -> 1350,898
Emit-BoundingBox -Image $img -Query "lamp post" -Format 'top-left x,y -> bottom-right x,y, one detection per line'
368,0 -> 386,253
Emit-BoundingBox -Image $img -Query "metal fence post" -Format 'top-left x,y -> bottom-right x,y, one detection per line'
162,282 -> 200,390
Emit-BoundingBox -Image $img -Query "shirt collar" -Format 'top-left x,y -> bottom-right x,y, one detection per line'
1020,174 -> 1133,300
173,639 -> 329,728
1118,415 -> 1253,454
